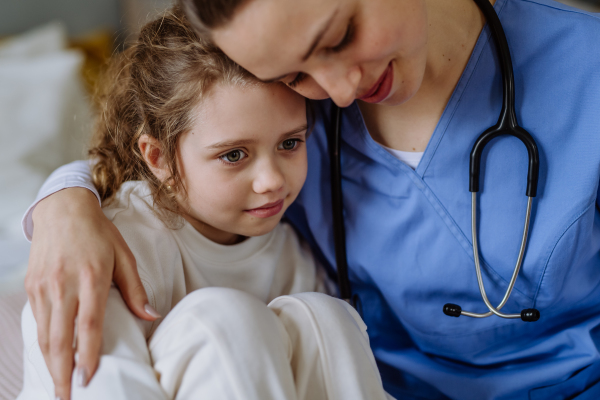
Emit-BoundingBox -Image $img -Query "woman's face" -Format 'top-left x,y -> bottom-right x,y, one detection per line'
213,0 -> 429,108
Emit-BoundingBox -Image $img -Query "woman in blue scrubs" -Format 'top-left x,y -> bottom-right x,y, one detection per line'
24,0 -> 600,398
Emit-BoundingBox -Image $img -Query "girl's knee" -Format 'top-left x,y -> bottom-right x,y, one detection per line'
171,287 -> 269,321
269,292 -> 368,335
150,287 -> 291,366
152,287 -> 287,349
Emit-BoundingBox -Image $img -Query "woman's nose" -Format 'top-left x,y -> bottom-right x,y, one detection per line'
252,159 -> 285,194
314,64 -> 361,108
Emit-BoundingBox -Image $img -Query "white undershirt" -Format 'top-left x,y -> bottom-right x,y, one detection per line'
380,145 -> 424,170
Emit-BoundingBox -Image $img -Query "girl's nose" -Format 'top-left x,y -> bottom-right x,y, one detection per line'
252,159 -> 285,194
314,64 -> 361,108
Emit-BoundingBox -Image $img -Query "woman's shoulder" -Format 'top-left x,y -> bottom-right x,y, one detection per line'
502,0 -> 600,120
510,0 -> 599,18
506,0 -> 600,39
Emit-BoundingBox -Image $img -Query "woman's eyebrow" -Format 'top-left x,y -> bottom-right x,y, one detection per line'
261,8 -> 339,83
301,8 -> 339,61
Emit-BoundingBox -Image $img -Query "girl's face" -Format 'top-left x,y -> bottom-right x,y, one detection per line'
212,0 -> 429,108
176,82 -> 307,244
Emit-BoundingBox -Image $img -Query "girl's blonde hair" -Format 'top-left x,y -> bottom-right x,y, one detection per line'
89,6 -> 257,215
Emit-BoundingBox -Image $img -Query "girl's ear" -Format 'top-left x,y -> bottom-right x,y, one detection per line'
138,134 -> 170,182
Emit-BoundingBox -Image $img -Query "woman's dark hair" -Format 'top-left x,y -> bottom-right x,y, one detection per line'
178,0 -> 317,132
179,0 -> 249,39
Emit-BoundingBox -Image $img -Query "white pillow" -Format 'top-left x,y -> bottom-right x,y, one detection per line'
0,22 -> 68,59
0,22 -> 92,289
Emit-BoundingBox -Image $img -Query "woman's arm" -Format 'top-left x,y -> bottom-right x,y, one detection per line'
23,161 -> 158,400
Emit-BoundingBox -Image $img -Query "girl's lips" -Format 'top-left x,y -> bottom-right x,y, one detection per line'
245,199 -> 284,218
358,62 -> 394,104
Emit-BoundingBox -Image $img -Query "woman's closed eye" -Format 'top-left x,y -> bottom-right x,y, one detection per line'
287,73 -> 307,89
287,19 -> 355,89
219,149 -> 247,164
329,18 -> 355,54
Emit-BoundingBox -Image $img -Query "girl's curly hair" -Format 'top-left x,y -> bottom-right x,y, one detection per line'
89,6 -> 257,217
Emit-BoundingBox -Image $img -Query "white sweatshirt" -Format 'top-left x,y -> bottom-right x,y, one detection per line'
18,180 -> 365,400
101,180 -> 327,336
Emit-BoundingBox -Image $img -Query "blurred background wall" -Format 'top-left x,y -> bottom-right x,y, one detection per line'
0,0 -> 175,40
0,0 -> 122,37
0,0 -> 121,37
560,0 -> 600,10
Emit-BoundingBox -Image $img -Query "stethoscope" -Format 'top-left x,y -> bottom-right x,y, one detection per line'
329,0 -> 541,322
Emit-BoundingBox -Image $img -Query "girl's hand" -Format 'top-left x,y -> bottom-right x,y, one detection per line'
25,187 -> 159,400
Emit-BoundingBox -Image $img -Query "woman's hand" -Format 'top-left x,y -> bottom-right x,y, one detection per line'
25,188 -> 159,400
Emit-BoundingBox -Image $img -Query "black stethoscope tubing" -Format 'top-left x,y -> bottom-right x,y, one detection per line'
329,0 -> 541,320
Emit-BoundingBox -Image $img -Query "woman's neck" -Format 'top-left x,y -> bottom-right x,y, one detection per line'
359,0 -> 492,152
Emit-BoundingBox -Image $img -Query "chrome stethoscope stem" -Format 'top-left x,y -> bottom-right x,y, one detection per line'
460,194 -> 532,319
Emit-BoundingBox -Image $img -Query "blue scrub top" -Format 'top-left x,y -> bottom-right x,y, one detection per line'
286,0 -> 600,398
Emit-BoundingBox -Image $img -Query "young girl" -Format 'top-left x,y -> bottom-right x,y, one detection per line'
18,8 -> 393,400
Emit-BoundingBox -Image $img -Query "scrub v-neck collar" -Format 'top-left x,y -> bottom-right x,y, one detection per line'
341,0 -> 509,180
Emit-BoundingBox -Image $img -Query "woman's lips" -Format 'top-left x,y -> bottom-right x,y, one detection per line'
358,62 -> 394,104
245,199 -> 284,218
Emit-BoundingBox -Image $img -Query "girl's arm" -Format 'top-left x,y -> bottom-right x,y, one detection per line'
22,161 -> 158,400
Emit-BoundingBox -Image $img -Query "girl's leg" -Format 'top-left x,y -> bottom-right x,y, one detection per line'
19,289 -> 168,400
148,287 -> 297,400
18,301 -> 55,400
268,292 -> 395,400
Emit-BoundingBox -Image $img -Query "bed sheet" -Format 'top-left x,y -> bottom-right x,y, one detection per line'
0,237 -> 30,400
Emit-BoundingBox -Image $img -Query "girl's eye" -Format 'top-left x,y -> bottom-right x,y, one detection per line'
220,149 -> 247,164
330,18 -> 355,53
279,139 -> 301,151
287,72 -> 307,89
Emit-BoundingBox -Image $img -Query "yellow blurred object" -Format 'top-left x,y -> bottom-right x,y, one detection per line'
69,30 -> 114,94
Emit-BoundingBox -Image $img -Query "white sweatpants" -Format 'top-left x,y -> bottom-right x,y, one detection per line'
19,287 -> 394,400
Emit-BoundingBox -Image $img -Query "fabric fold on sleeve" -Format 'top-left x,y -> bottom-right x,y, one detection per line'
21,160 -> 100,241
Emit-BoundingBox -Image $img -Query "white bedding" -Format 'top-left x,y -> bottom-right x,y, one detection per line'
0,22 -> 92,400
0,22 -> 92,297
